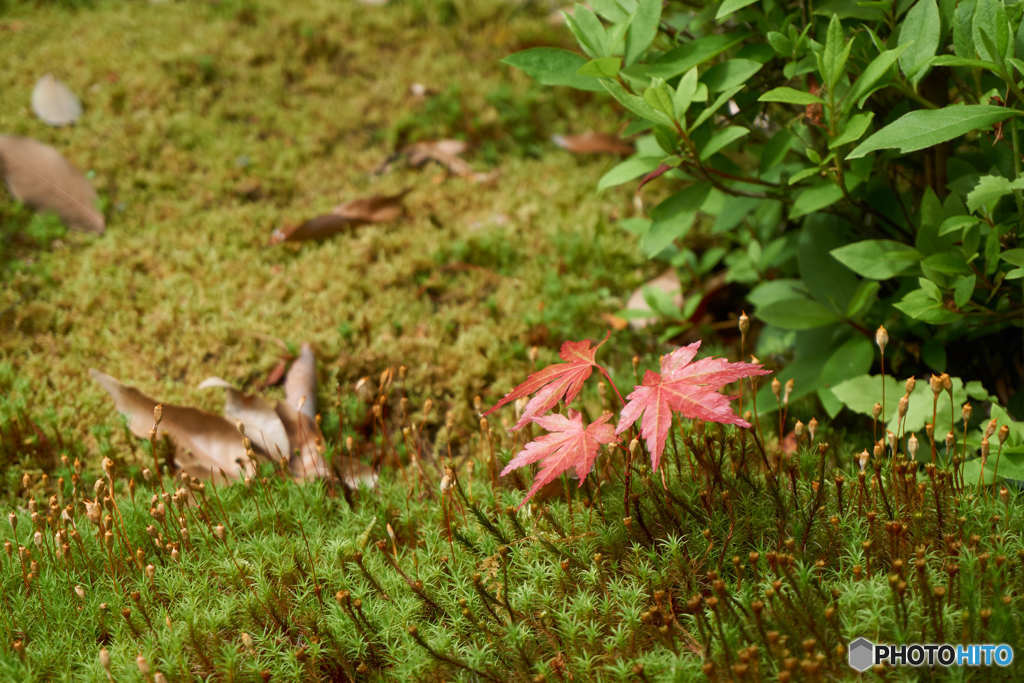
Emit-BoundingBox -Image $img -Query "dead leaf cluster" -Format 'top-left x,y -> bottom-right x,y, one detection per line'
91,344 -> 376,488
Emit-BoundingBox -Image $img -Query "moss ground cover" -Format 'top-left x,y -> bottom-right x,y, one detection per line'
0,0 -> 647,452
3,1 -> 1024,681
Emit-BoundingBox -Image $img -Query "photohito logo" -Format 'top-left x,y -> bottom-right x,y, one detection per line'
848,637 -> 1014,672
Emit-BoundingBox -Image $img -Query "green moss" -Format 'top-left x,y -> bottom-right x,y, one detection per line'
0,0 -> 650,465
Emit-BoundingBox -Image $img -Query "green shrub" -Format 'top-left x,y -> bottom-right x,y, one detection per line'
506,0 -> 1024,417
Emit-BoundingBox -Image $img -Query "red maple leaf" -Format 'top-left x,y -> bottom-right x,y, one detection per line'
483,333 -> 613,430
615,341 -> 769,471
501,411 -> 618,508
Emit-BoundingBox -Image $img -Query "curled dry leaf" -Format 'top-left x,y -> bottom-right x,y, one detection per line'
284,342 -> 317,418
403,139 -> 474,177
274,400 -> 330,480
198,377 -> 291,460
270,189 -> 409,243
31,74 -> 82,126
0,135 -> 105,233
90,370 -> 256,482
279,343 -> 328,480
552,131 -> 634,156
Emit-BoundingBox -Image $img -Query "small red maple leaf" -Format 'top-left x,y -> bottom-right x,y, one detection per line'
501,410 -> 618,508
615,341 -> 770,471
483,333 -> 614,430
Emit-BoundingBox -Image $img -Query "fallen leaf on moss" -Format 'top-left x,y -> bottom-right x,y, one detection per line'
284,342 -> 317,418
552,131 -> 633,156
270,190 -> 409,243
90,369 -> 256,482
31,74 -> 82,126
274,400 -> 330,480
0,135 -> 104,233
279,344 -> 328,479
198,377 -> 291,460
404,139 -> 473,177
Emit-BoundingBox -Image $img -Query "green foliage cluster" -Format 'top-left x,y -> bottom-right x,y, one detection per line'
507,0 -> 1024,417
3,400 -> 1023,681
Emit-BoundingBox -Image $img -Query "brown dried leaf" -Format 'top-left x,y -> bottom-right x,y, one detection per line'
90,370 -> 256,482
0,135 -> 105,233
270,190 -> 409,243
552,131 -> 634,156
260,358 -> 289,389
198,377 -> 291,460
274,400 -> 330,480
284,343 -> 317,419
31,74 -> 82,126
404,139 -> 474,177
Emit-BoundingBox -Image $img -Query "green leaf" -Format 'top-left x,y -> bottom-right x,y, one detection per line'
965,174 -> 1024,215
830,374 -> 903,421
715,0 -> 759,20
894,287 -> 960,323
766,31 -> 792,56
690,85 -> 742,130
898,0 -> 941,85
847,46 -> 907,109
790,184 -> 844,219
938,215 -> 978,235
930,55 -> 1001,70
847,105 -> 1018,158
823,15 -> 852,90
760,129 -> 794,173
830,112 -> 874,148
644,34 -> 749,79
921,250 -> 971,280
954,0 -> 977,58
798,215 -> 861,310
1002,248 -> 1024,266
699,126 -> 749,160
601,79 -> 674,127
701,59 -> 764,93
953,274 -> 976,307
846,280 -> 881,317
756,297 -> 842,329
830,240 -> 922,279
578,56 -> 621,78
564,5 -> 610,58
758,86 -> 824,105
598,156 -> 664,191
625,0 -> 662,66
819,336 -> 874,391
747,279 -> 807,308
642,183 -> 711,256
502,49 -> 604,91
643,78 -> 676,119
972,0 -> 1010,64
673,67 -> 700,119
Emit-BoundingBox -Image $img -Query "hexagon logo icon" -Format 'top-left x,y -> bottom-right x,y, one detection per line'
848,637 -> 875,672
